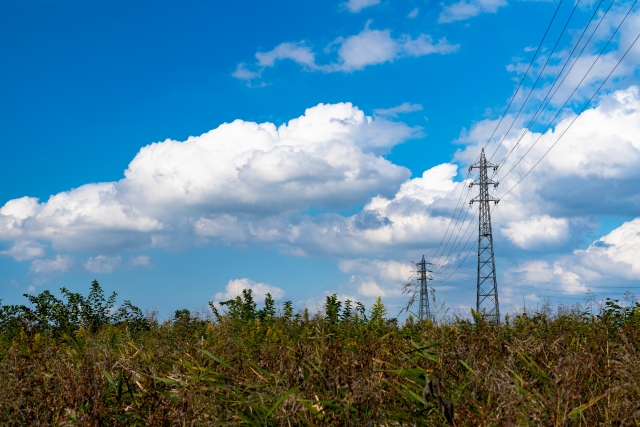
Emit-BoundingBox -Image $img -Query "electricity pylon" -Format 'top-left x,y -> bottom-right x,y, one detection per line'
469,148 -> 500,324
417,255 -> 433,321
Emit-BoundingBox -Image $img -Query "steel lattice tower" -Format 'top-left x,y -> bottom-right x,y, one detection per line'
417,255 -> 433,321
469,148 -> 500,324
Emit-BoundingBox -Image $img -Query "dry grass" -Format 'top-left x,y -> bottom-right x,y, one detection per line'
2,294 -> 640,426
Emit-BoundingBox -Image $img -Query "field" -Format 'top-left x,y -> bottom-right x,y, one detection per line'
2,282 -> 640,426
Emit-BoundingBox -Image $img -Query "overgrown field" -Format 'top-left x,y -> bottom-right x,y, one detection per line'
2,282 -> 640,426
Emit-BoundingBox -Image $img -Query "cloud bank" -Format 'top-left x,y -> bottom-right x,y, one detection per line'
0,103 -> 418,254
3,86 -> 640,300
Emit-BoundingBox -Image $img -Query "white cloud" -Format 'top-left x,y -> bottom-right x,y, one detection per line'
235,25 -> 458,80
339,258 -> 413,298
358,281 -> 386,297
342,0 -> 381,13
231,63 -> 262,81
454,86 -> 640,221
214,278 -> 285,302
334,28 -> 401,71
408,8 -> 419,18
505,7 -> 640,116
400,34 -> 460,56
130,255 -> 151,267
450,84 -> 640,294
256,42 -> 317,69
29,255 -> 73,275
339,258 -> 413,282
259,85 -> 640,293
4,83 -> 640,301
571,218 -> 640,280
236,162 -> 469,257
0,240 -> 46,261
508,260 -> 588,295
439,0 -> 508,23
501,215 -> 569,250
0,103 -> 418,252
374,103 -> 423,118
84,255 -> 121,274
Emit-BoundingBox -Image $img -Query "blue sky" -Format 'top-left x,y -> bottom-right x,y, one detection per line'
1,0 -> 640,317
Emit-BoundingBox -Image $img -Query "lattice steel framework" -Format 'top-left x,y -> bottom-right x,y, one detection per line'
417,255 -> 433,321
469,148 -> 500,324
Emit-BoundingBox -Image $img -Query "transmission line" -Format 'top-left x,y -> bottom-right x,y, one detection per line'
486,0 -> 583,163
489,0 -> 614,168
426,0 -> 568,267
480,0 -> 566,153
428,173 -> 473,264
434,0 -> 588,286
426,0 -> 640,313
499,0 -> 640,198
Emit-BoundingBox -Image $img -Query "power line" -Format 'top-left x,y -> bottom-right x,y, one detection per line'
419,0 -> 640,317
481,0 -> 566,153
432,205 -> 479,277
434,199 -> 476,271
432,0 -> 590,294
489,0 -> 615,168
426,0 -> 568,267
428,175 -> 473,264
500,1 -> 640,198
486,0 -> 583,163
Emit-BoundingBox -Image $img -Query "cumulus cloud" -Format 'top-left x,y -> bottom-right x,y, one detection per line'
339,258 -> 413,298
342,0 -> 381,13
508,218 -> 640,296
501,215 -> 569,250
455,86 -> 640,223
234,25 -> 458,81
408,8 -> 419,18
191,163 -> 464,260
448,85 -> 640,292
191,161 -> 473,263
84,255 -> 121,273
0,240 -> 46,261
4,83 -> 640,300
439,0 -> 508,23
508,260 -> 588,295
29,255 -> 73,275
214,278 -> 285,302
571,218 -> 640,280
358,281 -> 387,297
247,85 -> 640,295
0,103 -> 418,252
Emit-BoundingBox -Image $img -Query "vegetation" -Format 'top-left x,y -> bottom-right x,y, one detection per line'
2,282 -> 640,425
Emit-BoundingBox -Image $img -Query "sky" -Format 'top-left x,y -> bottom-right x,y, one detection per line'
1,0 -> 640,318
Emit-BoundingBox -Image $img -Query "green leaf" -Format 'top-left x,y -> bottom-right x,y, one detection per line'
103,370 -> 115,385
150,375 -> 179,385
197,348 -> 235,370
570,393 -> 606,417
385,367 -> 426,377
459,359 -> 476,376
267,387 -> 299,416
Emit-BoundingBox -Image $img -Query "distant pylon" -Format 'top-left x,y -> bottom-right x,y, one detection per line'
469,148 -> 500,324
417,255 -> 433,321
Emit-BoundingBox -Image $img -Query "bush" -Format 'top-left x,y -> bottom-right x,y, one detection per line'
0,280 -> 148,339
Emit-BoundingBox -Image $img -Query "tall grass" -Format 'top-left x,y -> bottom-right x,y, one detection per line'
2,283 -> 640,425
